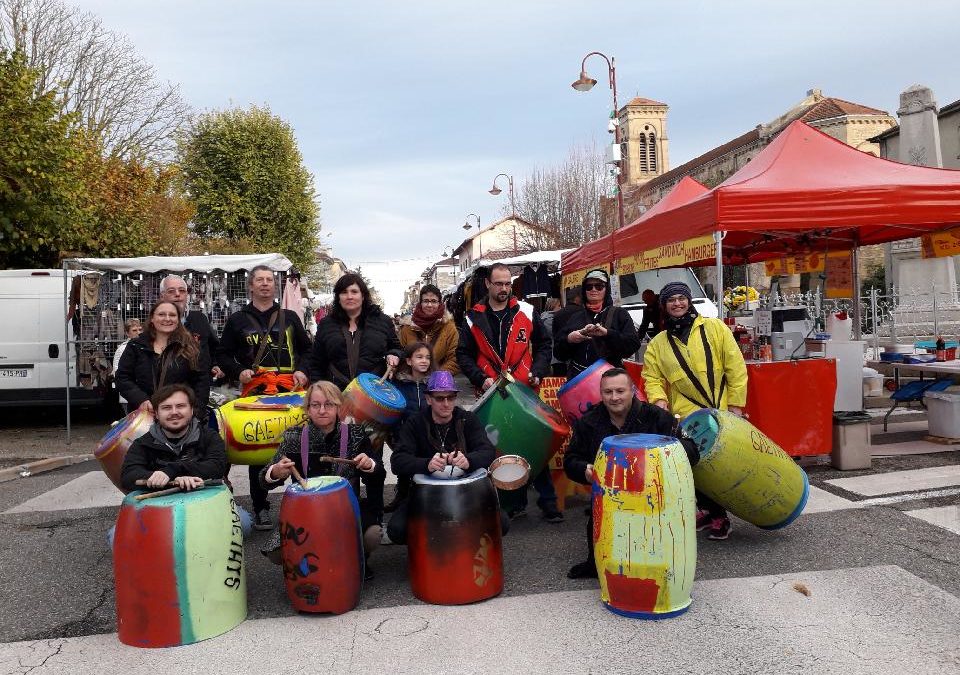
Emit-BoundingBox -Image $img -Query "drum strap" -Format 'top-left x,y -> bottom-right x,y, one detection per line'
298,423 -> 350,477
247,310 -> 284,370
667,325 -> 721,410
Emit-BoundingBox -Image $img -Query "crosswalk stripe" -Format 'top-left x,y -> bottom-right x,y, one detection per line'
825,465 -> 960,497
905,505 -> 960,535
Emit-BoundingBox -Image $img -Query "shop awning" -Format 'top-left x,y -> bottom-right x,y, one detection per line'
64,253 -> 293,274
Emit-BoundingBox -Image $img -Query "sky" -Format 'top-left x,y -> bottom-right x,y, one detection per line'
75,0 -> 960,313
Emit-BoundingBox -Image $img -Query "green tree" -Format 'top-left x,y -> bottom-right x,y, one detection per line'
0,49 -> 86,267
177,105 -> 320,270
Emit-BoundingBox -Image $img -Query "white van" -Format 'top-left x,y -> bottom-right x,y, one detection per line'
618,267 -> 719,326
0,269 -> 102,407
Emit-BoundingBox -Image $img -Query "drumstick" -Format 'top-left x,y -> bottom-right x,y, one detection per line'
134,479 -> 223,499
377,364 -> 395,385
316,456 -> 360,467
289,464 -> 310,490
233,402 -> 292,411
135,479 -> 224,488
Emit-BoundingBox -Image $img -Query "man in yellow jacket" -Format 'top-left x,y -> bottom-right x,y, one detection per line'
643,281 -> 748,540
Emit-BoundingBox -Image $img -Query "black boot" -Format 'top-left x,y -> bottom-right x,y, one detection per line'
567,560 -> 598,579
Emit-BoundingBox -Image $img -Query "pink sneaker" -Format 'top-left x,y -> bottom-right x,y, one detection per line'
695,509 -> 711,531
707,517 -> 731,541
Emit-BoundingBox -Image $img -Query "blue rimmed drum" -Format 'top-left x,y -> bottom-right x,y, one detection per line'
680,409 -> 809,529
341,372 -> 407,431
278,476 -> 363,614
95,408 -> 154,492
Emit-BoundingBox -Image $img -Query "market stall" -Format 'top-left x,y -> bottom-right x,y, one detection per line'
560,120 -> 960,456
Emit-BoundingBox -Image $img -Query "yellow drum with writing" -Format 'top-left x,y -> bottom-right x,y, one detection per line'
680,409 -> 809,529
210,392 -> 307,465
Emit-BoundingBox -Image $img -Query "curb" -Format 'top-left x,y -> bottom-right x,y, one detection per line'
0,454 -> 95,483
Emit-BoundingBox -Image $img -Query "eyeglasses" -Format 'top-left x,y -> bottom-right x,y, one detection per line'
666,295 -> 689,304
584,283 -> 606,291
490,281 -> 512,288
308,401 -> 338,410
421,299 -> 440,305
429,394 -> 457,402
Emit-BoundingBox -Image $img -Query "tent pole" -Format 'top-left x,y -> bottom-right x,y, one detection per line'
714,231 -> 724,320
63,261 -> 71,445
852,245 -> 862,340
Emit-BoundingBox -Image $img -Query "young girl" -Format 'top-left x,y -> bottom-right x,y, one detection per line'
386,341 -> 436,511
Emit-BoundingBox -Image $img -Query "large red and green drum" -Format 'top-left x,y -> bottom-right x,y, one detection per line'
593,434 -> 697,619
680,409 -> 809,529
473,376 -> 569,507
113,484 -> 247,647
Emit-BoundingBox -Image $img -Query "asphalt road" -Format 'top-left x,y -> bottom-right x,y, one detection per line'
0,451 -> 958,646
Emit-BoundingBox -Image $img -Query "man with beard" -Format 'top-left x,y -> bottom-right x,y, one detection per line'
563,368 -> 699,578
120,384 -> 227,493
456,263 -> 560,522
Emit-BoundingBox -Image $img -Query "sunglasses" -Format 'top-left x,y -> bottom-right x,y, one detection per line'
429,393 -> 457,402
584,283 -> 606,291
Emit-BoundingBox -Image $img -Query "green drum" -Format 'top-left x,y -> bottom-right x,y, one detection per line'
472,377 -> 570,507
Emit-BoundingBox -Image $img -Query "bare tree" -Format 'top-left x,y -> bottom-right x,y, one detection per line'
0,0 -> 188,159
512,140 -> 612,251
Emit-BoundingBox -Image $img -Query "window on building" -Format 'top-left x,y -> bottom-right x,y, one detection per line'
637,134 -> 648,173
648,132 -> 657,173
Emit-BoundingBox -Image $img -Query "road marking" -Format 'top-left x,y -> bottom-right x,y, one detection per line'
905,504 -> 960,535
825,464 -> 960,497
0,566 -> 956,674
801,485 -> 861,513
856,487 -> 960,508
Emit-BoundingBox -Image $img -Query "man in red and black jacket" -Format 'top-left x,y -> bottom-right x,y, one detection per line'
455,263 -> 560,522
456,263 -> 551,393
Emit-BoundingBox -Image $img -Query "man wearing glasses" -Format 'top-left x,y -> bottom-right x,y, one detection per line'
386,371 -> 509,543
554,268 -> 641,378
456,263 -> 551,393
456,262 -> 559,522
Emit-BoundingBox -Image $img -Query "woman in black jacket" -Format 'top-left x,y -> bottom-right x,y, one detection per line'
309,273 -> 402,389
116,301 -> 209,413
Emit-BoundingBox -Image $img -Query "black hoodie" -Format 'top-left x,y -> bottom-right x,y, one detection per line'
217,302 -> 312,380
553,272 -> 641,377
120,420 -> 226,491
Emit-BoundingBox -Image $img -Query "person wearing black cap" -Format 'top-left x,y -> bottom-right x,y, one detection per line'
642,281 -> 748,541
554,268 -> 642,378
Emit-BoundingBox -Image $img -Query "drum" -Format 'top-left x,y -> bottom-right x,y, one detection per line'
489,455 -> 530,490
408,469 -> 503,605
341,372 -> 406,429
113,484 -> 246,647
474,377 -> 570,510
95,408 -> 154,492
278,476 -> 363,614
593,434 -> 696,619
558,359 -> 646,424
680,409 -> 809,529
473,377 -> 569,478
210,391 -> 307,465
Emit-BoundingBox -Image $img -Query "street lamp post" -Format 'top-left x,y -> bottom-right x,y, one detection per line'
463,212 -> 482,261
572,51 -> 625,232
489,173 -> 518,255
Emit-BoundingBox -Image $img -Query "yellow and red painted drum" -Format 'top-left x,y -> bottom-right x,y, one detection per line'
95,408 -> 153,492
593,434 -> 696,619
408,469 -> 503,605
278,476 -> 363,614
113,484 -> 247,647
680,409 -> 809,529
210,391 -> 306,465
341,372 -> 406,429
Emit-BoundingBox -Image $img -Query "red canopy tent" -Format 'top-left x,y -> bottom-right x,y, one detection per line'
628,120 -> 960,264
560,176 -> 710,278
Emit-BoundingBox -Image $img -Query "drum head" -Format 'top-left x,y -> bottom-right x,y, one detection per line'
678,409 -> 721,457
489,455 -> 530,490
414,468 -> 488,486
355,373 -> 406,412
286,475 -> 348,494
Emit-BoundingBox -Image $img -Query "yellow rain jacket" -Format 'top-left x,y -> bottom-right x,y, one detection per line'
642,315 -> 748,418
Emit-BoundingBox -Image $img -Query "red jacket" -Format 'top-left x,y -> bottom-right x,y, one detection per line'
456,297 -> 550,388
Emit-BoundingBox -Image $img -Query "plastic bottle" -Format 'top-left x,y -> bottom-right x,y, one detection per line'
936,335 -> 946,362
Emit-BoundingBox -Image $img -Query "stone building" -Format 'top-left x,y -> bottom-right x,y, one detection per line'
602,89 -> 898,286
